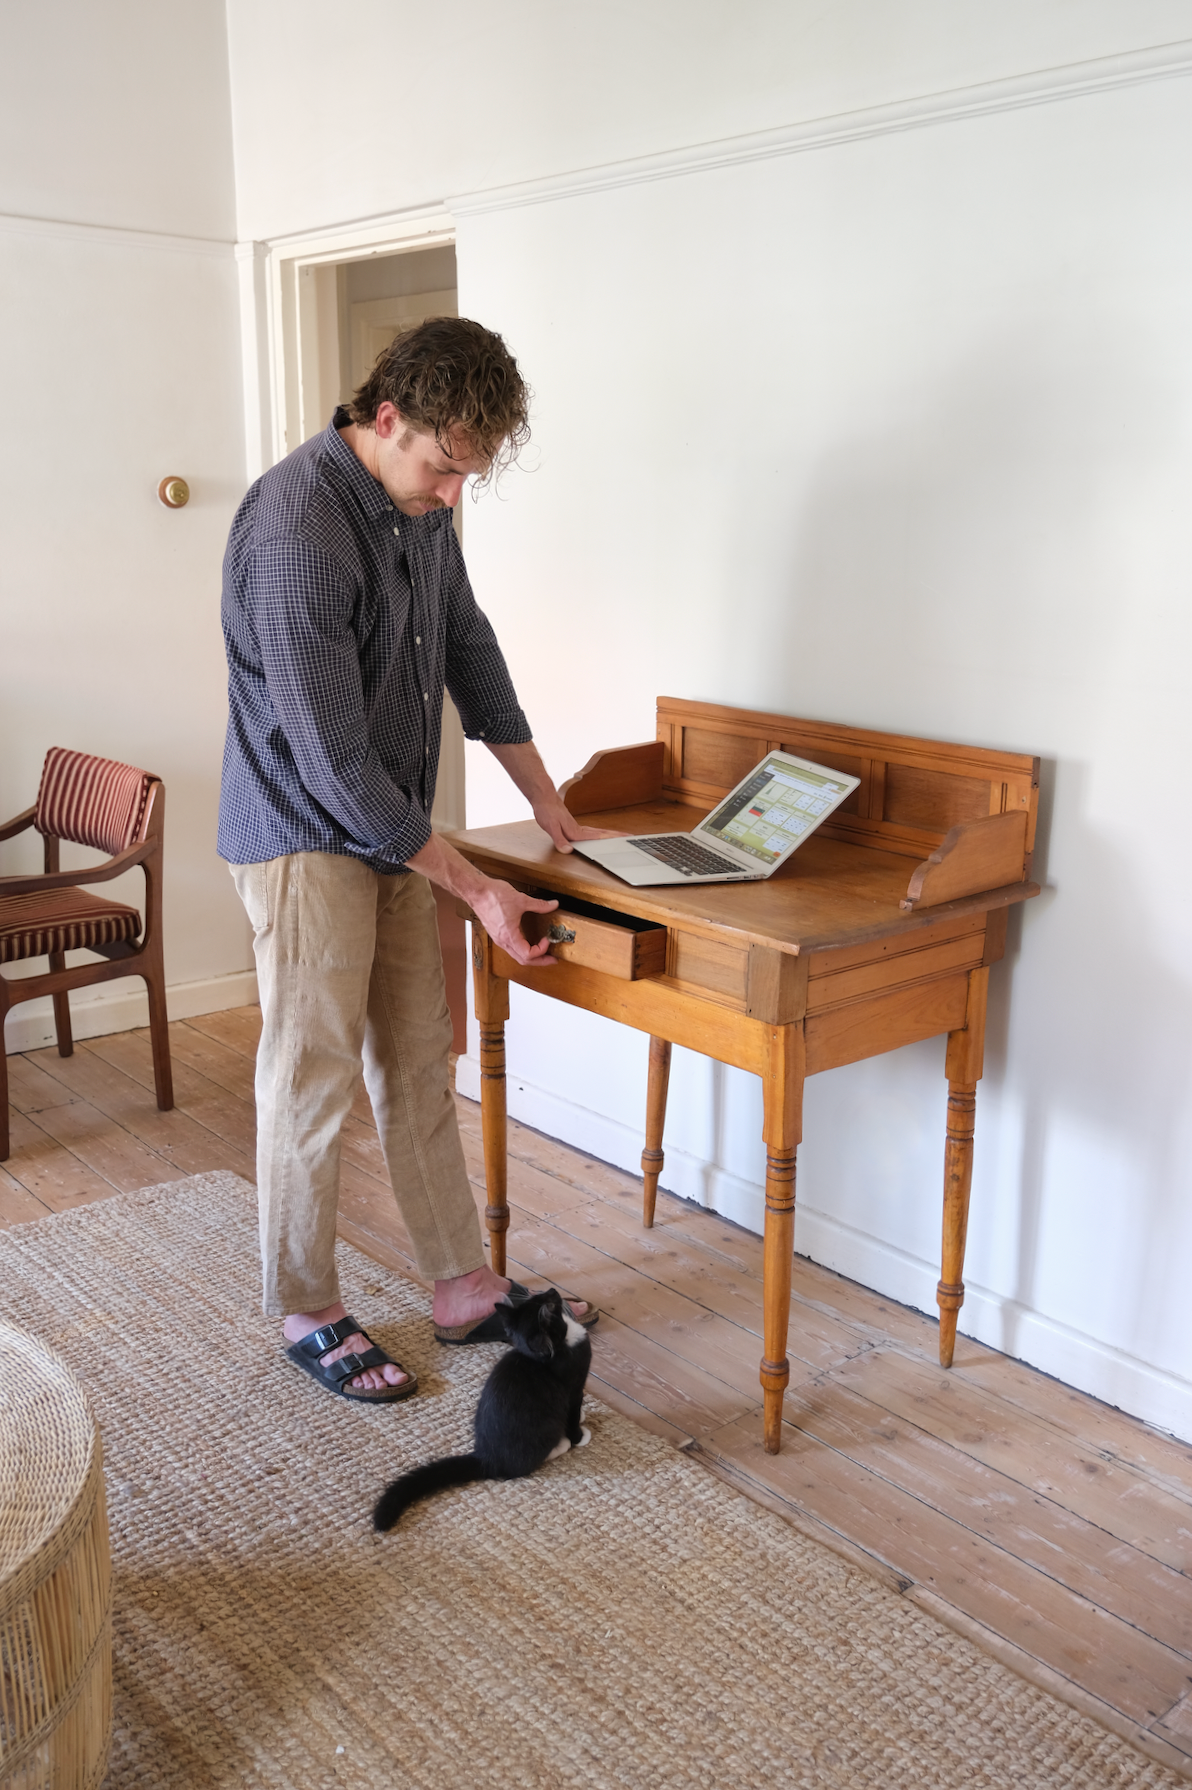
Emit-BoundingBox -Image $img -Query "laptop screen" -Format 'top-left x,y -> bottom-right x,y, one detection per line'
696,753 -> 858,866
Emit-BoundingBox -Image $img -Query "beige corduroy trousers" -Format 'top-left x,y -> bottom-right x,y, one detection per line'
231,852 -> 484,1317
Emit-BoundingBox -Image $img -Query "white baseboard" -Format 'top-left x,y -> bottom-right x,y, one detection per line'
456,1054 -> 1192,1443
4,969 -> 258,1055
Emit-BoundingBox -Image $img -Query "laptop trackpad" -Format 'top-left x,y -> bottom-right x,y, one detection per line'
578,840 -> 650,869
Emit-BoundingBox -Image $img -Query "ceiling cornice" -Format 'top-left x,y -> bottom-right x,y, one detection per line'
449,37 -> 1192,218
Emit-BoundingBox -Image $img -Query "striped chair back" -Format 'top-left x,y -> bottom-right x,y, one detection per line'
34,748 -> 155,854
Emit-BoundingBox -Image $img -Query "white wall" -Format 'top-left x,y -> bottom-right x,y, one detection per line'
0,3 -> 254,1048
225,0 -> 1192,235
229,3 -> 1192,1437
447,66 -> 1192,1440
0,2 -> 236,239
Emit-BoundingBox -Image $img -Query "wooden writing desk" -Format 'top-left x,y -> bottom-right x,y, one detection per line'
451,698 -> 1040,1452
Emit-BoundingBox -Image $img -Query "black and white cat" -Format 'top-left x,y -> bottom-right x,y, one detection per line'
372,1288 -> 593,1533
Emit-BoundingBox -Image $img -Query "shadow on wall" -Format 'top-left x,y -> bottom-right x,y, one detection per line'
994,762 -> 1192,1376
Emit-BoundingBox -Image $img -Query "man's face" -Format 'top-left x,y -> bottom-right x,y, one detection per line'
373,402 -> 488,516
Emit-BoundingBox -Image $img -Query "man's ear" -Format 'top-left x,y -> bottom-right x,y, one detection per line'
373,402 -> 406,440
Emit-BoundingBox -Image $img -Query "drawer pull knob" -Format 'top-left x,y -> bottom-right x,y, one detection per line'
548,923 -> 577,944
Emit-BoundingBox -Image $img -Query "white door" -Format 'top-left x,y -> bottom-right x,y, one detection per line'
349,288 -> 458,388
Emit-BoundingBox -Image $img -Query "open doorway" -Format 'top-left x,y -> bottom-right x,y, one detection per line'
287,240 -> 469,1049
340,246 -> 458,395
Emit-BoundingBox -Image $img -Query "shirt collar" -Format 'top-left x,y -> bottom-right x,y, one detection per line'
323,408 -> 447,539
324,409 -> 395,523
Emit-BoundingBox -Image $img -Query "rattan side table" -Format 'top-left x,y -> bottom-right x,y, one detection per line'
0,1318 -> 112,1790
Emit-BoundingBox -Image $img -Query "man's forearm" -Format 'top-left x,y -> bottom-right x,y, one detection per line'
403,830 -> 498,907
404,830 -> 558,968
408,739 -> 618,960
484,739 -> 610,854
484,740 -> 558,809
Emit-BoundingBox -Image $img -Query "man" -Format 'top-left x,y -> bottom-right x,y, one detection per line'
218,316 -> 606,1401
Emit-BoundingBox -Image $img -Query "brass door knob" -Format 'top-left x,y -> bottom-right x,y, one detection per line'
158,476 -> 190,508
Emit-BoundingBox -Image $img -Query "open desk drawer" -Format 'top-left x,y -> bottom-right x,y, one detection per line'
521,899 -> 666,980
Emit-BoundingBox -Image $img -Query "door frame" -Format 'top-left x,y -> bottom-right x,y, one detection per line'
238,206 -> 456,480
236,206 -> 468,836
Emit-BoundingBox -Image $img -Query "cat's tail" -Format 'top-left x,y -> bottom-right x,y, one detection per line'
372,1453 -> 488,1532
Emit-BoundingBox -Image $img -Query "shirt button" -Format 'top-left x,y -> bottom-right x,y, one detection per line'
415,636 -> 421,644
393,527 -> 400,536
423,691 -> 429,701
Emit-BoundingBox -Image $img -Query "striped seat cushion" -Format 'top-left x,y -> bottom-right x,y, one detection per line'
35,748 -> 154,853
0,889 -> 141,965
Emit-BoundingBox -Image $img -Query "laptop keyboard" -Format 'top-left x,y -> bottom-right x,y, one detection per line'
629,835 -> 747,877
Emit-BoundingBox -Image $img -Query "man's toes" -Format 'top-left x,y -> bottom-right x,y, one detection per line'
347,1363 -> 406,1391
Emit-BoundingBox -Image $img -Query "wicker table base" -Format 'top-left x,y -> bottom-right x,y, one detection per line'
0,1318 -> 112,1790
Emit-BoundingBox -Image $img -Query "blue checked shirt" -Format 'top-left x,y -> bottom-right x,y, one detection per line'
217,410 -> 531,873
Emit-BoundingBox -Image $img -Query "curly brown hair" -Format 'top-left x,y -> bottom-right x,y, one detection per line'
347,315 -> 531,477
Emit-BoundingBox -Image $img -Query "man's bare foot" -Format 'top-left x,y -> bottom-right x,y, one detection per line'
432,1266 -> 590,1330
282,1302 -> 408,1393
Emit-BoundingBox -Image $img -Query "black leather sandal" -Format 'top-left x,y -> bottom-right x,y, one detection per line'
433,1281 -> 599,1346
285,1315 -> 418,1403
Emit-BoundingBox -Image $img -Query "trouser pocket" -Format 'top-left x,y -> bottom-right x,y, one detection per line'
230,861 -> 270,936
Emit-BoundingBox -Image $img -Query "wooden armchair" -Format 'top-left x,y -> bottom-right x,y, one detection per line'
0,748 -> 174,1159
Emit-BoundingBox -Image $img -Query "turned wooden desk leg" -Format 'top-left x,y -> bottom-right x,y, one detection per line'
760,1022 -> 805,1454
471,923 -> 511,1278
641,1035 -> 672,1228
938,1082 -> 976,1368
937,965 -> 989,1368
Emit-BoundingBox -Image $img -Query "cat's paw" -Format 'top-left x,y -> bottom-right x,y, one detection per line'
575,1426 -> 591,1448
545,1437 -> 572,1462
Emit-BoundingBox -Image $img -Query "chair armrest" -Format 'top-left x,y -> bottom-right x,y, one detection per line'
0,806 -> 37,844
0,838 -> 153,898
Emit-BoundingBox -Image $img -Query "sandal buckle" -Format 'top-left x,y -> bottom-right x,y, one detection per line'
330,1351 -> 366,1380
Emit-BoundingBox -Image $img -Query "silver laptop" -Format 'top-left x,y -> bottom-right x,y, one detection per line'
574,749 -> 861,886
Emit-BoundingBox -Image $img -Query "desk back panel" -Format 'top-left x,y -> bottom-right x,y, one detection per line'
656,698 -> 1040,870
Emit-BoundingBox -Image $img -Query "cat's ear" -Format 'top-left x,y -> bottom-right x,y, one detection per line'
498,1303 -> 519,1337
533,1299 -> 557,1356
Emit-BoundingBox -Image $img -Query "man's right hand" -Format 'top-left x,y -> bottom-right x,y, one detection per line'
471,878 -> 560,967
404,830 -> 561,967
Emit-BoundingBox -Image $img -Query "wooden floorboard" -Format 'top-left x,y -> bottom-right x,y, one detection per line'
3,1002 -> 1191,1777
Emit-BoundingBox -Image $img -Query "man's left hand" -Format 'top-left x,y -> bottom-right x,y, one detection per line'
531,794 -> 622,854
483,739 -> 623,852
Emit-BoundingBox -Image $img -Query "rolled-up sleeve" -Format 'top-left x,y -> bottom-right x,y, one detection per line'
249,537 -> 433,862
441,525 -> 532,746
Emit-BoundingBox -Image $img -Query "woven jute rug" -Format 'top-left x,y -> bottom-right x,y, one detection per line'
0,1170 -> 1180,1790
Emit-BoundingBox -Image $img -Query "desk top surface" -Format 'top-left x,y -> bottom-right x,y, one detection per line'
449,799 -> 1038,957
